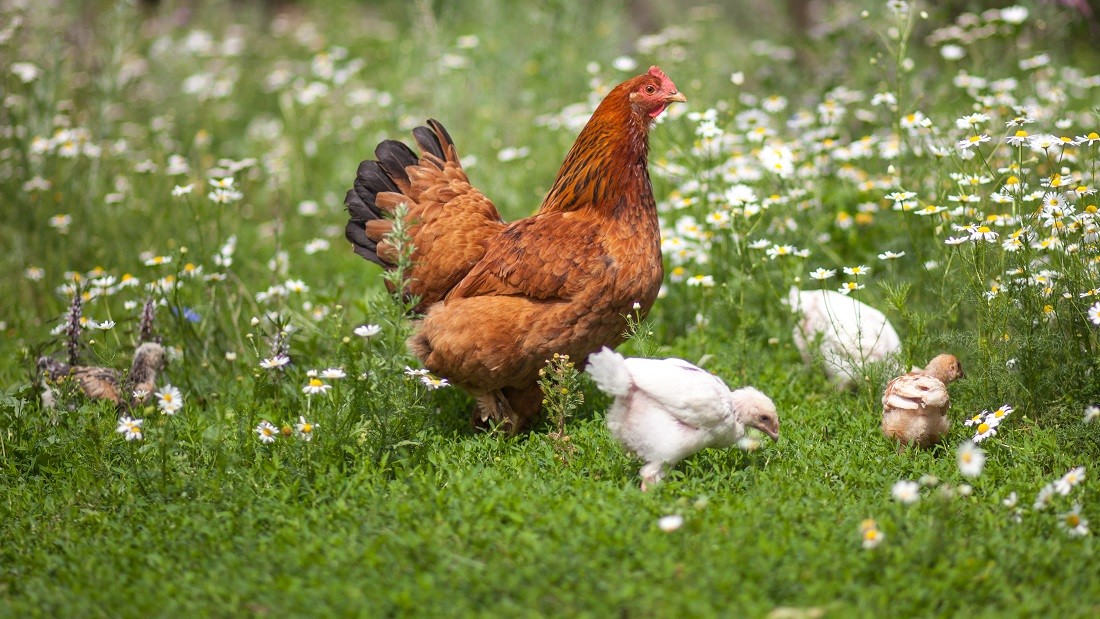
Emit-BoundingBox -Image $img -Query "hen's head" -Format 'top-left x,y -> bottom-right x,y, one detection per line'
733,386 -> 780,441
923,354 -> 964,384
627,66 -> 686,120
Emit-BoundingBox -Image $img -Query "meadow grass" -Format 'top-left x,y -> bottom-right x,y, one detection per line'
2,0 -> 1100,616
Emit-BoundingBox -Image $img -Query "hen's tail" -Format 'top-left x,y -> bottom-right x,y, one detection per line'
585,347 -> 633,398
343,119 -> 505,311
343,119 -> 452,268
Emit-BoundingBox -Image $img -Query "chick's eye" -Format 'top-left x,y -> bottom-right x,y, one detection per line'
645,85 -> 655,94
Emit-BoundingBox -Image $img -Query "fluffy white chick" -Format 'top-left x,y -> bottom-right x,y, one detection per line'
789,287 -> 902,389
585,347 -> 779,490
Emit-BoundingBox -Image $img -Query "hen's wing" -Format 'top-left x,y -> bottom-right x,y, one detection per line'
883,374 -> 949,413
345,120 -> 507,310
623,357 -> 733,429
446,211 -> 620,302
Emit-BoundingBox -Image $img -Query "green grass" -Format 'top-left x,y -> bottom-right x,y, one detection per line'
2,0 -> 1100,616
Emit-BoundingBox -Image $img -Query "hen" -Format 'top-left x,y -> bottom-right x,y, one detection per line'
344,66 -> 685,432
789,286 -> 902,390
881,353 -> 964,448
586,347 -> 779,489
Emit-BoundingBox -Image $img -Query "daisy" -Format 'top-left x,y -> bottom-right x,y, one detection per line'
302,378 -> 331,395
320,368 -> 346,379
809,267 -> 836,280
255,420 -> 278,444
658,515 -> 684,532
957,441 -> 986,477
891,480 -> 921,504
171,184 -> 194,197
1002,492 -> 1018,508
964,411 -> 986,427
957,134 -> 991,150
1055,466 -> 1085,495
116,416 -> 144,441
1059,504 -> 1089,537
988,404 -> 1013,424
1034,483 -> 1055,510
843,265 -> 870,277
837,281 -> 864,296
1088,302 -> 1100,326
295,416 -> 317,441
355,324 -> 382,338
972,420 -> 998,443
155,384 -> 184,415
421,375 -> 450,390
1085,405 -> 1099,423
737,435 -> 761,451
877,251 -> 905,260
259,355 -> 290,369
143,255 -> 172,266
860,519 -> 884,549
404,366 -> 430,377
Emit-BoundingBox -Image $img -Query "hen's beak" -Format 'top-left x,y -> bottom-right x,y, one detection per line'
666,91 -> 687,103
765,428 -> 779,442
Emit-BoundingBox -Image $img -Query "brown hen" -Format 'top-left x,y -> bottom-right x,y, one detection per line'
344,66 -> 685,432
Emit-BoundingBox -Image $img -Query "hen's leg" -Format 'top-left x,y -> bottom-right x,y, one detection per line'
472,390 -> 511,430
639,461 -> 665,491
501,383 -> 544,434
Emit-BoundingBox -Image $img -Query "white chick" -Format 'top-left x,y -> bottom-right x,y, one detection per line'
789,287 -> 902,389
585,347 -> 779,490
882,353 -> 965,448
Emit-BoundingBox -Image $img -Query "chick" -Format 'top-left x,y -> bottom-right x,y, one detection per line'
789,287 -> 902,390
38,341 -> 167,411
881,354 -> 965,448
586,347 -> 780,490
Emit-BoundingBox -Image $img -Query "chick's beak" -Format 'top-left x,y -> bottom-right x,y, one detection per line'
666,91 -> 687,103
765,427 -> 779,442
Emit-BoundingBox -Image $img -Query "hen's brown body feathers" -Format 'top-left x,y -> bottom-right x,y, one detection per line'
345,67 -> 684,431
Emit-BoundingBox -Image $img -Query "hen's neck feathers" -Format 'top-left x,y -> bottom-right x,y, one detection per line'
540,83 -> 653,216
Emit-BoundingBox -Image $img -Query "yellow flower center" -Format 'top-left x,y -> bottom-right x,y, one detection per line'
1043,305 -> 1054,314
977,422 -> 990,433
969,135 -> 982,143
309,378 -> 323,388
1067,514 -> 1080,527
977,226 -> 991,234
301,423 -> 313,433
1014,130 -> 1028,138
1088,132 -> 1099,140
162,393 -> 173,403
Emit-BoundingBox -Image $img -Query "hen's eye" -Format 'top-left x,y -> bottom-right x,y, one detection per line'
645,85 -> 655,94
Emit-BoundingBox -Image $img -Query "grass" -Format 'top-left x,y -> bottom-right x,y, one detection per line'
2,0 -> 1100,616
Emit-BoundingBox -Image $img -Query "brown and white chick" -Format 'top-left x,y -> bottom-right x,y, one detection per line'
881,353 -> 965,448
126,342 -> 167,406
586,347 -> 780,490
38,341 -> 167,411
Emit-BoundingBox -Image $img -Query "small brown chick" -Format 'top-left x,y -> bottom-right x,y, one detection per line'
126,342 -> 167,405
38,356 -> 122,406
881,354 -> 964,448
37,342 -> 167,411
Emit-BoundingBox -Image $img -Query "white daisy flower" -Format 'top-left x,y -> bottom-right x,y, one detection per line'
116,416 -> 144,441
295,416 -> 317,442
891,480 -> 921,504
259,355 -> 291,369
658,515 -> 684,532
155,384 -> 184,415
302,378 -> 331,395
255,420 -> 278,444
1055,466 -> 1085,495
957,441 -> 985,477
355,324 -> 382,338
